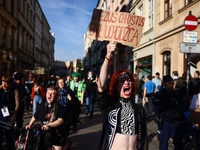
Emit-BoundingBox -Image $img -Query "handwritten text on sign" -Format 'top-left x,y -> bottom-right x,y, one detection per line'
87,9 -> 145,48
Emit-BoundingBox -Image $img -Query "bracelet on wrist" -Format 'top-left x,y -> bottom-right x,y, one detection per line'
105,55 -> 110,61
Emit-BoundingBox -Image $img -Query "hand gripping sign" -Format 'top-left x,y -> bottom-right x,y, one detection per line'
87,9 -> 145,48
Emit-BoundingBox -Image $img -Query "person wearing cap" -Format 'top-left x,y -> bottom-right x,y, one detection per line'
70,72 -> 85,131
97,42 -> 147,150
153,75 -> 187,150
152,72 -> 162,92
70,72 -> 85,105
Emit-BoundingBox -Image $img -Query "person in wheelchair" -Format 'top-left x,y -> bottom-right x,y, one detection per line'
26,86 -> 68,150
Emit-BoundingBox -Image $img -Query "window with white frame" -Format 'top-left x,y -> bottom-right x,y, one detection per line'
149,0 -> 153,29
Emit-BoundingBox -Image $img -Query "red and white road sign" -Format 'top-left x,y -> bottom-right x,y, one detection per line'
184,15 -> 198,31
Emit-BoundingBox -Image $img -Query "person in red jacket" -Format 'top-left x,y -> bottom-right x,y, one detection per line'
31,80 -> 45,115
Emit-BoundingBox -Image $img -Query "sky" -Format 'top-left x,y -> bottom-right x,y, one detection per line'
39,0 -> 98,61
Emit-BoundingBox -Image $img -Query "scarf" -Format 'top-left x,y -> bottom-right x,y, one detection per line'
119,97 -> 135,135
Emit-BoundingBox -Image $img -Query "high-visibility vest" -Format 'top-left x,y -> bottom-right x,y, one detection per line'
70,80 -> 84,101
83,83 -> 86,93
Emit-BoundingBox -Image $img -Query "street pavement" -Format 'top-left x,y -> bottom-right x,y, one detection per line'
21,101 -> 176,150
68,103 -> 162,150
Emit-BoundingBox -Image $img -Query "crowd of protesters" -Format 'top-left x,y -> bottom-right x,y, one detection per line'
133,70 -> 200,150
0,70 -> 98,149
0,66 -> 200,149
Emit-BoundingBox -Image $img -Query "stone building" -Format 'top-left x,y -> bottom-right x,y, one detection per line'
40,14 -> 51,72
35,0 -> 43,70
129,0 -> 156,79
17,0 -> 35,71
0,0 -> 18,75
0,0 -> 55,76
84,0 -> 130,77
129,0 -> 200,78
154,0 -> 200,78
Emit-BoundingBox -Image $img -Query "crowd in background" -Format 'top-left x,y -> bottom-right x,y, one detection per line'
0,69 -> 200,149
134,70 -> 200,149
0,70 -> 98,149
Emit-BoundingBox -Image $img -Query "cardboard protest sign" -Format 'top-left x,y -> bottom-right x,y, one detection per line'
87,9 -> 145,48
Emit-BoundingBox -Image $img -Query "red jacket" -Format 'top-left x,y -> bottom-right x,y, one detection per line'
31,86 -> 45,99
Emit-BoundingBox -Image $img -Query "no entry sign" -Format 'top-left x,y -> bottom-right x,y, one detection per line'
184,14 -> 198,31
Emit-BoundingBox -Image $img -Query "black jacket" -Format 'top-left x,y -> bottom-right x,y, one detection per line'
153,88 -> 187,122
97,90 -> 147,150
85,78 -> 96,97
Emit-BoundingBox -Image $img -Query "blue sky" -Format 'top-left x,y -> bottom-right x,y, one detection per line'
39,0 -> 98,61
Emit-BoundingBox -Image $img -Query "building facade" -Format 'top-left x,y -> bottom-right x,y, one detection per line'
154,0 -> 200,78
84,0 -> 130,77
41,14 -> 50,72
17,0 -> 35,71
0,0 -> 55,76
84,0 -> 107,77
54,60 -> 73,76
35,0 -> 42,70
129,0 -> 156,79
49,32 -> 55,70
0,0 -> 18,75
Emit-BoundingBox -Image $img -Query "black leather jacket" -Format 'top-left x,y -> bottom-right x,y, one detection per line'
97,90 -> 147,150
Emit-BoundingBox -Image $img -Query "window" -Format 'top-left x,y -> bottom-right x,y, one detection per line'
27,4 -> 29,21
18,0 -> 21,10
139,5 -> 143,17
149,0 -> 153,29
2,0 -> 6,7
23,1 -> 25,15
164,0 -> 172,19
30,11 -> 32,27
26,33 -> 28,50
10,31 -> 14,50
163,51 -> 171,75
185,0 -> 196,6
11,0 -> 14,15
22,29 -> 24,48
9,63 -> 15,75
137,56 -> 152,79
1,62 -> 7,74
2,26 -> 6,47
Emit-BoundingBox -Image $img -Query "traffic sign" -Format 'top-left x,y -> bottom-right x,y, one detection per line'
183,31 -> 198,43
180,43 -> 200,53
184,14 -> 198,31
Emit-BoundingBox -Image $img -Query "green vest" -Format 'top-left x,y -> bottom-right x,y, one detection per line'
70,80 -> 84,101
83,83 -> 86,93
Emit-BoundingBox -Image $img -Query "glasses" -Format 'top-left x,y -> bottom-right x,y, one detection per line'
118,78 -> 132,83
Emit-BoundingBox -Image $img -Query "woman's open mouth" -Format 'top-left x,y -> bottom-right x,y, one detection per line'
123,86 -> 131,96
